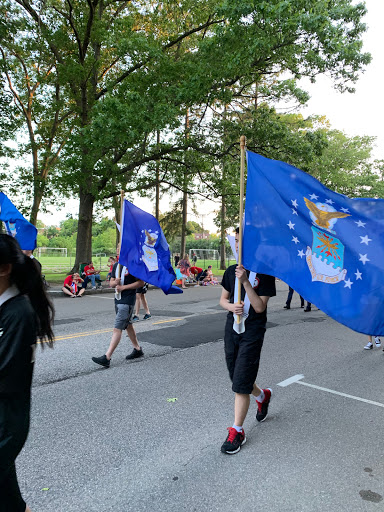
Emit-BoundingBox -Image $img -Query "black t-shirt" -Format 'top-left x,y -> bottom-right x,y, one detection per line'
111,262 -> 140,305
221,264 -> 276,330
0,295 -> 36,397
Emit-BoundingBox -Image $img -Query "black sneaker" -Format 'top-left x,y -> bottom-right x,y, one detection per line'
221,427 -> 246,455
283,305 -> 290,309
256,388 -> 272,422
304,307 -> 311,312
143,313 -> 151,320
92,355 -> 110,368
126,348 -> 144,360
132,315 -> 139,322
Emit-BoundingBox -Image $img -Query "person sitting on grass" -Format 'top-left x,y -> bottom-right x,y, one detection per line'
62,273 -> 85,298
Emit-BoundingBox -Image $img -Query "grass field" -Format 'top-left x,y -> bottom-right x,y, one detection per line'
40,256 -> 236,285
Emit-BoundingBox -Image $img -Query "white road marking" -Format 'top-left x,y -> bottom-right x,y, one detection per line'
278,374 -> 384,408
277,374 -> 304,387
86,295 -> 114,299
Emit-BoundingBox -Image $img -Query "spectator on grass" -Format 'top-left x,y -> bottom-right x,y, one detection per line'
203,265 -> 219,285
175,264 -> 187,289
84,261 -> 102,289
190,266 -> 204,282
179,254 -> 191,278
107,256 -> 116,282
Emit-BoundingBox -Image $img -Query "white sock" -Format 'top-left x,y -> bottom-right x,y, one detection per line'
232,424 -> 243,432
255,390 -> 265,403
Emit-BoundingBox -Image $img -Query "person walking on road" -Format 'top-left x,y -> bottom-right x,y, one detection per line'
0,234 -> 54,512
304,301 -> 312,312
132,283 -> 151,321
92,260 -> 145,368
364,335 -> 381,350
284,286 -> 304,309
219,228 -> 276,455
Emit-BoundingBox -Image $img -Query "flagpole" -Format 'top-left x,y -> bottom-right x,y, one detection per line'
115,190 -> 125,300
236,135 -> 246,323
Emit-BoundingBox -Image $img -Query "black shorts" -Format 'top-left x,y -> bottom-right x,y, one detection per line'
224,318 -> 265,394
136,283 -> 148,294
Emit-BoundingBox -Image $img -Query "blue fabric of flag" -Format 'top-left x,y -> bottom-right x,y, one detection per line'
243,151 -> 384,336
119,199 -> 182,295
0,192 -> 37,250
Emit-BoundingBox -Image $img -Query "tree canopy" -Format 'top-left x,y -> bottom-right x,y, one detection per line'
0,0 -> 373,269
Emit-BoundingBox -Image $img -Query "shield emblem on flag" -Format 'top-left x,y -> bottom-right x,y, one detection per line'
306,226 -> 347,284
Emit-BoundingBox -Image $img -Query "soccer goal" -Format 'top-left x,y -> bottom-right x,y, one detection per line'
189,249 -> 219,264
37,247 -> 67,258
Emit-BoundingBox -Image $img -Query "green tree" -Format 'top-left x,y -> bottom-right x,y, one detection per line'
0,5 -> 75,224
307,130 -> 379,197
5,0 -> 370,270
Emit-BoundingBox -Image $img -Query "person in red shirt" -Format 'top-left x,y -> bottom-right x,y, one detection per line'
62,273 -> 85,297
190,266 -> 203,283
83,261 -> 102,289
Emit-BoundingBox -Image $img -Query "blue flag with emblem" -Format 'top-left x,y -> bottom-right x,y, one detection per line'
243,151 -> 384,336
119,199 -> 182,295
0,192 -> 37,250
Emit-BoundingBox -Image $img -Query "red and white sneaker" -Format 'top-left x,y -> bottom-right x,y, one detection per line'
220,427 -> 246,454
256,388 -> 272,422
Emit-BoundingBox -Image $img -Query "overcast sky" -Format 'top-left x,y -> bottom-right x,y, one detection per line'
300,0 -> 383,159
40,0 -> 383,229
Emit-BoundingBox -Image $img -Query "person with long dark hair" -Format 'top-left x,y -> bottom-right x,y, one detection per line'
0,234 -> 54,512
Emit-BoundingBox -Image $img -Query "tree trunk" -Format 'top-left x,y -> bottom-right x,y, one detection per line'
155,130 -> 160,220
180,182 -> 188,258
30,180 -> 45,226
220,196 -> 227,270
180,111 -> 189,257
72,187 -> 94,271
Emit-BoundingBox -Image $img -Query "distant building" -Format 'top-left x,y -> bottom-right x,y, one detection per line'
194,231 -> 210,240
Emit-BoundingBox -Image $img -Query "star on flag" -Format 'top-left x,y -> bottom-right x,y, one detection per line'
355,269 -> 362,280
287,221 -> 295,230
359,254 -> 370,265
360,235 -> 372,245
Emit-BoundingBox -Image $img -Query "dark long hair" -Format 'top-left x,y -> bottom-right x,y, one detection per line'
0,234 -> 54,346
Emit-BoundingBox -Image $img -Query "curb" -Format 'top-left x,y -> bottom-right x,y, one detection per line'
47,281 -> 199,296
48,286 -> 116,296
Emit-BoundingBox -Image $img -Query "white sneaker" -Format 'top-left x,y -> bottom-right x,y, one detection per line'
374,337 -> 381,347
364,342 -> 373,350
92,286 -> 97,290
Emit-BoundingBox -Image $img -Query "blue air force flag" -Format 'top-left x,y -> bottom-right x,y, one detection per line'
119,200 -> 182,295
243,151 -> 384,336
0,192 -> 37,250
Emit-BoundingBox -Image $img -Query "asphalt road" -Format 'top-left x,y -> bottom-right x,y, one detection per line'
17,282 -> 384,511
